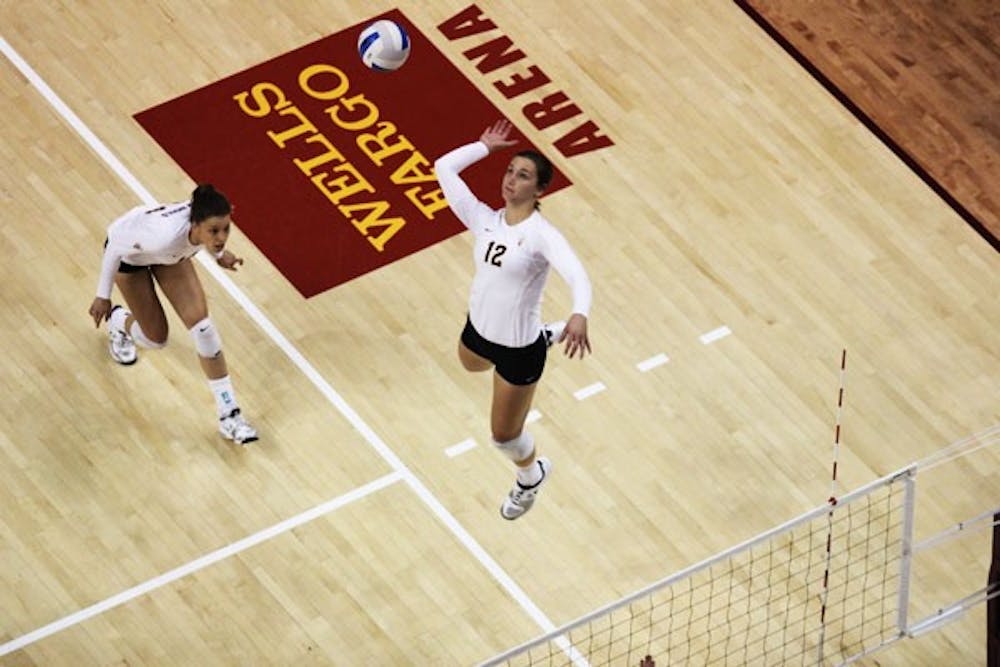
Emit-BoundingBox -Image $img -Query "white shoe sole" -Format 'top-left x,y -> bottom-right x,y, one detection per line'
109,341 -> 137,365
220,427 -> 259,446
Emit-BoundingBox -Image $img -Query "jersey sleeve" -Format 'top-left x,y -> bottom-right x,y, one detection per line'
95,208 -> 141,299
539,224 -> 593,317
433,141 -> 494,236
95,245 -> 124,299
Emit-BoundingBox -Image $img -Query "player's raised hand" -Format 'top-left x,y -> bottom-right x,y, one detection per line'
480,119 -> 518,153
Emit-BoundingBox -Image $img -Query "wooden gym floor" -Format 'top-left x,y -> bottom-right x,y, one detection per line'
0,1 -> 996,664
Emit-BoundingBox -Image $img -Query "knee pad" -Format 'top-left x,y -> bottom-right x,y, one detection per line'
493,431 -> 535,462
129,321 -> 167,349
190,317 -> 223,358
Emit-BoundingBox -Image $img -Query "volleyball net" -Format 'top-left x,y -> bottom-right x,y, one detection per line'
480,423 -> 1000,667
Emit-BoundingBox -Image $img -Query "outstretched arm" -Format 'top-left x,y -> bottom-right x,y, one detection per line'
540,226 -> 593,359
434,119 -> 519,234
90,241 -> 125,327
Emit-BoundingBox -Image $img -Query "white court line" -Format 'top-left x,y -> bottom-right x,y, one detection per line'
525,409 -> 542,424
573,382 -> 606,401
636,353 -> 669,372
0,473 -> 401,656
0,35 -> 564,656
445,437 -> 477,458
699,325 -> 732,345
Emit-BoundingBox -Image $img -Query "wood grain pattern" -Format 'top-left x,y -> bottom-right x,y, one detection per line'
0,1 -> 996,664
738,0 -> 1000,248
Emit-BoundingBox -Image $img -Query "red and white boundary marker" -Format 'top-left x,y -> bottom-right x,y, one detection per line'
818,349 -> 847,662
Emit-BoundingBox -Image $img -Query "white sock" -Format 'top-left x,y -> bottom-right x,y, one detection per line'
109,307 -> 129,333
516,457 -> 543,486
208,375 -> 238,418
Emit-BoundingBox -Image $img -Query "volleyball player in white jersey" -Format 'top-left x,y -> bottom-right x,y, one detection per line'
435,119 -> 592,520
87,184 -> 258,445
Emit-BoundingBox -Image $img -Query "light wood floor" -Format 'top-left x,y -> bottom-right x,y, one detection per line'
1,1 -> 997,665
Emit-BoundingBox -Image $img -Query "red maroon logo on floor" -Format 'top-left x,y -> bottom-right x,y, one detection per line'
136,9 -> 570,297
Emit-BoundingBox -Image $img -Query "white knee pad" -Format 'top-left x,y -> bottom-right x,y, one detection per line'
493,432 -> 535,462
129,321 -> 166,349
190,317 -> 223,358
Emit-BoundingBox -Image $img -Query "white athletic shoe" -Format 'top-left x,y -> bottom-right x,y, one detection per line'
543,321 -> 566,348
107,306 -> 137,365
219,408 -> 259,445
500,457 -> 552,520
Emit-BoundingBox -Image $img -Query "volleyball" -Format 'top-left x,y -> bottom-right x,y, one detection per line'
357,20 -> 410,72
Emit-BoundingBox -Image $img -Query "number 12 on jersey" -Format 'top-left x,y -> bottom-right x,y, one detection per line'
484,241 -> 506,267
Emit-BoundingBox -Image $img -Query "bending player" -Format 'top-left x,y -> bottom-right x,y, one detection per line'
88,184 -> 258,445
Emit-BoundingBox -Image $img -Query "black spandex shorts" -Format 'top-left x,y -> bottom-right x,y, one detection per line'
117,260 -> 145,273
460,316 -> 547,386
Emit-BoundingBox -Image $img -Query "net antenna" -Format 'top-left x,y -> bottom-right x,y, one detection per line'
817,349 -> 848,663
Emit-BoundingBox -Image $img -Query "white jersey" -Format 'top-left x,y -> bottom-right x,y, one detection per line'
435,142 -> 592,347
96,201 -> 204,299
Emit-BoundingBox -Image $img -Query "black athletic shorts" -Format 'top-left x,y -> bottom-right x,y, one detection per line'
460,316 -> 547,386
117,260 -> 145,273
104,238 -> 146,273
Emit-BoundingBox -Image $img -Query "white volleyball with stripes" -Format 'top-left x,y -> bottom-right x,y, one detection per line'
357,19 -> 410,71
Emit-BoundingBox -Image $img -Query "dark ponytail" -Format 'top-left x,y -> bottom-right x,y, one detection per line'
190,184 -> 231,223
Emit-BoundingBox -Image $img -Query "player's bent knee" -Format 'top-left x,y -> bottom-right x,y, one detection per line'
190,317 -> 223,358
130,321 -> 167,349
492,431 -> 535,462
